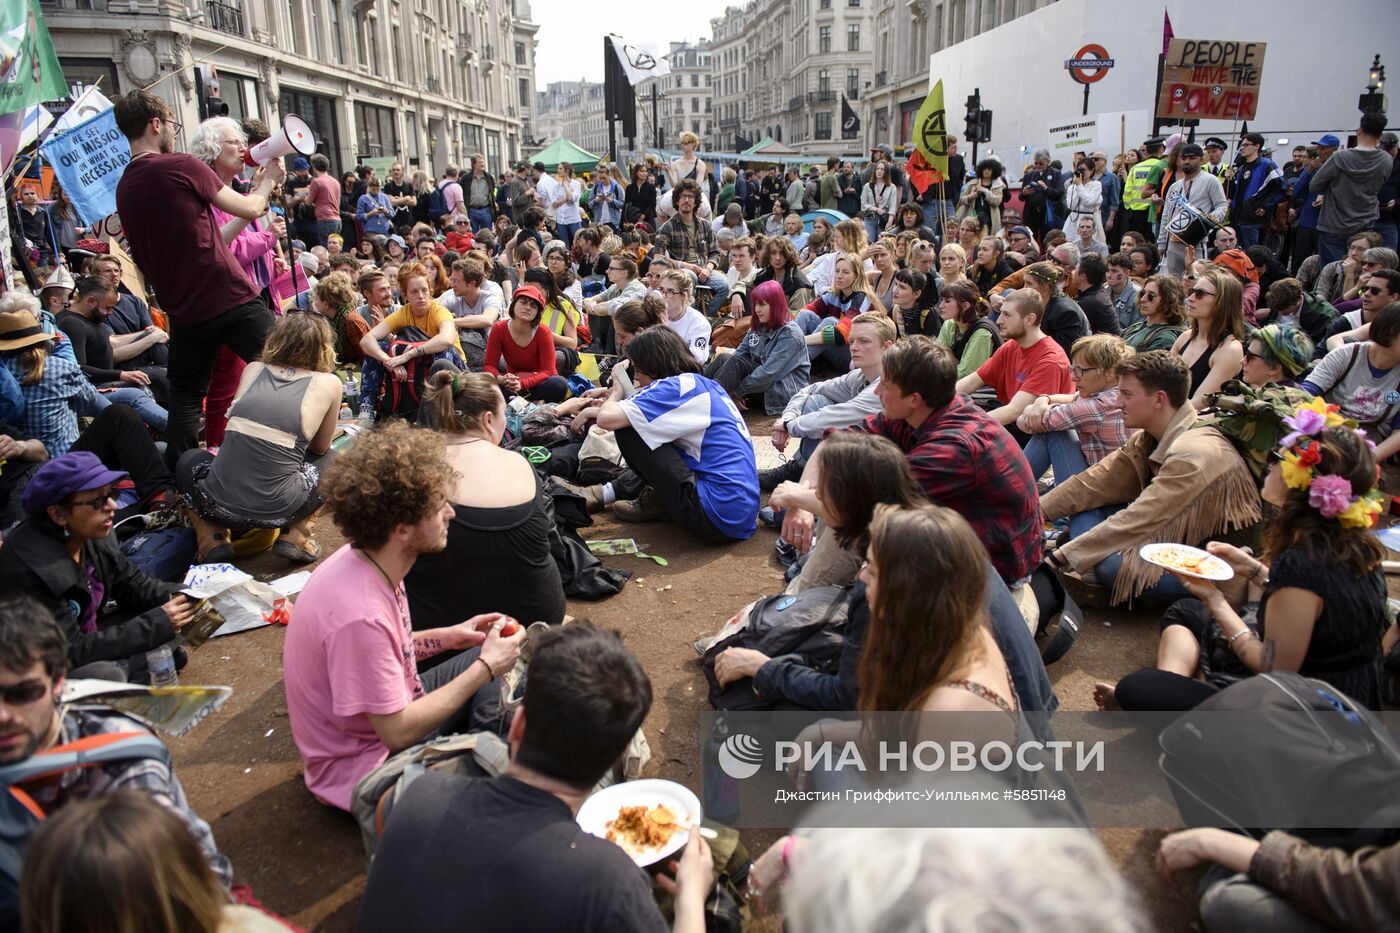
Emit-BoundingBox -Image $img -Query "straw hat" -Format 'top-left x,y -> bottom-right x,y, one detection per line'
0,308 -> 56,352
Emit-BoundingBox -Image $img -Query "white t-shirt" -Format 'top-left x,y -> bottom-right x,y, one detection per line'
666,308 -> 712,364
554,179 -> 583,225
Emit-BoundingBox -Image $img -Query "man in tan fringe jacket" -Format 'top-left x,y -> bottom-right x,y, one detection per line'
1043,351 -> 1262,604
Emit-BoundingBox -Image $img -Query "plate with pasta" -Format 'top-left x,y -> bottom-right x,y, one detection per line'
1139,543 -> 1234,581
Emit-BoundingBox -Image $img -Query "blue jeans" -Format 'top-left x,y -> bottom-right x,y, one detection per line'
1063,501 -> 1189,600
795,309 -> 852,369
929,199 -> 957,240
682,269 -> 732,317
313,219 -> 341,248
1379,220 -> 1399,251
100,386 -> 168,432
468,207 -> 493,232
795,394 -> 836,464
1235,223 -> 1263,249
1023,429 -> 1089,490
556,221 -> 582,247
1317,230 -> 1350,268
359,341 -> 467,417
863,217 -> 882,246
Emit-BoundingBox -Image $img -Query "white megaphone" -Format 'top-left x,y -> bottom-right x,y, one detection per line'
244,114 -> 316,166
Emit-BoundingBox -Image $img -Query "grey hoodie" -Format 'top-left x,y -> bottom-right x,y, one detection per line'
1310,147 -> 1394,236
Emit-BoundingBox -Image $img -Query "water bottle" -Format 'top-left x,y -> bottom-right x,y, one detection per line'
146,645 -> 178,688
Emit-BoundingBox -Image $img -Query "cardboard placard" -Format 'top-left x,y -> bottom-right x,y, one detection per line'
1157,38 -> 1265,122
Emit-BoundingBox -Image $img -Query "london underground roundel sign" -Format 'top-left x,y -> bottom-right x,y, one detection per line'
1065,44 -> 1114,84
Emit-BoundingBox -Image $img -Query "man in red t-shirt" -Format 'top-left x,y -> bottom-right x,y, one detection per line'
957,288 -> 1073,429
114,90 -> 284,465
306,153 -> 342,247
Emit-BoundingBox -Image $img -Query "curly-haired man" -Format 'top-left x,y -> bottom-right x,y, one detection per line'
282,421 -> 525,810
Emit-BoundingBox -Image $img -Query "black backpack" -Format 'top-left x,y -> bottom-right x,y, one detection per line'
703,586 -> 850,710
1159,672 -> 1400,851
374,326 -> 432,421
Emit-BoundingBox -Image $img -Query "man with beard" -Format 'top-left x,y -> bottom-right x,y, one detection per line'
113,90 -> 283,467
283,422 -> 525,811
56,276 -> 169,431
0,593 -> 232,928
1019,149 -> 1064,241
1156,143 -> 1227,276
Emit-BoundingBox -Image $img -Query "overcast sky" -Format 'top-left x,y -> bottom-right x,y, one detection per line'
527,0 -> 735,86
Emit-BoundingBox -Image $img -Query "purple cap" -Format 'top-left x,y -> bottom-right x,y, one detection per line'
21,452 -> 127,513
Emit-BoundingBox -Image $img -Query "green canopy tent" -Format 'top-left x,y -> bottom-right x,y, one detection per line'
527,138 -> 601,173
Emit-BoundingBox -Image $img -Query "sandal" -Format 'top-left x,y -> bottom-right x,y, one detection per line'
272,537 -> 321,564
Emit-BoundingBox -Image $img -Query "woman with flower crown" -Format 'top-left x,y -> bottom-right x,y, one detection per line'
1096,398 -> 1394,711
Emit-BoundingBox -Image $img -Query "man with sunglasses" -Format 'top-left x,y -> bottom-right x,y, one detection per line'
1321,268 -> 1400,352
114,90 -> 285,469
0,592 -> 232,927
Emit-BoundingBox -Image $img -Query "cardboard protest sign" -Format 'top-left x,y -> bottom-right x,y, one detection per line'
1047,117 -> 1099,158
1157,38 -> 1265,122
39,107 -> 130,226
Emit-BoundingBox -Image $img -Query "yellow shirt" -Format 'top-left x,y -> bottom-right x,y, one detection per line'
382,300 -> 463,357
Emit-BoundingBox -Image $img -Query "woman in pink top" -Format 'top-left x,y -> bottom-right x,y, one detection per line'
483,284 -> 569,402
191,116 -> 286,448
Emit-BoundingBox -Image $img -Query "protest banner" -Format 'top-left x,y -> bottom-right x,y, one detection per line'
1047,117 -> 1099,158
1157,38 -> 1266,121
39,107 -> 130,226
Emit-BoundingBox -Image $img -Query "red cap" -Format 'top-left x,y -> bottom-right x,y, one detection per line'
511,284 -> 546,310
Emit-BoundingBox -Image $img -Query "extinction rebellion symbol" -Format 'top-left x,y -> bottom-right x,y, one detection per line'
918,108 -> 948,158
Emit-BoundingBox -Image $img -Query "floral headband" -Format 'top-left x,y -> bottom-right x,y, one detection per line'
1277,398 -> 1384,529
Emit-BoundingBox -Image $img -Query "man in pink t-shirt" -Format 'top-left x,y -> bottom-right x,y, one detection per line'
283,423 -> 525,810
305,153 -> 343,248
957,288 -> 1073,430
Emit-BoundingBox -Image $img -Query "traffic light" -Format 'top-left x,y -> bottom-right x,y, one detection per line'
194,65 -> 229,122
976,108 -> 992,143
964,90 -> 981,143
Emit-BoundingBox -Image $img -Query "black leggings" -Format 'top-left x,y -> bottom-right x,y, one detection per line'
1116,598 -> 1224,711
613,427 -> 733,544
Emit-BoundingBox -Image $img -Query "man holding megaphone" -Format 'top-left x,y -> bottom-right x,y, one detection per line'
113,89 -> 293,467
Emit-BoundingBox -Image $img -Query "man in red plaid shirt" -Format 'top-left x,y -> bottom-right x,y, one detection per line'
781,336 -> 1042,586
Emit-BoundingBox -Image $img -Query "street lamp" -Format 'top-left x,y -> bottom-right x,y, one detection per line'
1360,54 -> 1387,114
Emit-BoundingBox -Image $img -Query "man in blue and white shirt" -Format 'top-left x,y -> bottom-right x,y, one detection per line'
577,328 -> 757,542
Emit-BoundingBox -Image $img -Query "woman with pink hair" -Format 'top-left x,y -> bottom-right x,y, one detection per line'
703,279 -> 810,413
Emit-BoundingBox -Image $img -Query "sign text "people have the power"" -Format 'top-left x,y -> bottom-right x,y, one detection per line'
1157,39 -> 1266,122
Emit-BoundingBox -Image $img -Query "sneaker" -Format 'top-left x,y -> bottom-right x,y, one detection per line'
774,537 -> 798,568
554,479 -> 607,513
613,488 -> 667,523
758,506 -> 782,528
758,458 -> 803,492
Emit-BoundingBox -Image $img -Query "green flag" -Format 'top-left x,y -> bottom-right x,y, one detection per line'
0,0 -> 66,119
912,79 -> 949,180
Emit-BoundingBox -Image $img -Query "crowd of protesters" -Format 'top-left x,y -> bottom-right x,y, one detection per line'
2,86 -> 1400,933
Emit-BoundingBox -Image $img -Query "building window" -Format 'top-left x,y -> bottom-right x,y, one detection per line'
847,67 -> 859,97
692,120 -> 700,134
691,73 -> 699,87
691,97 -> 699,113
486,131 -> 501,176
289,0 -> 306,56
329,1 -> 344,63
818,26 -> 830,53
367,16 -> 381,71
818,68 -> 829,94
819,0 -> 830,8
847,24 -> 860,51
515,41 -> 526,65
354,101 -> 398,159
405,110 -> 420,163
391,23 -> 403,79
307,0 -> 323,58
354,14 -> 366,65
518,77 -> 529,107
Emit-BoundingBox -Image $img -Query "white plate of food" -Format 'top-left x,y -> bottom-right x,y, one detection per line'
1139,543 -> 1234,581
576,779 -> 702,866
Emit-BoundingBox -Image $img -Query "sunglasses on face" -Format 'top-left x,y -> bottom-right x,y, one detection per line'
69,489 -> 115,510
1243,348 -> 1265,362
1365,285 -> 1387,296
1141,291 -> 1159,301
1189,287 -> 1217,299
0,679 -> 49,706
